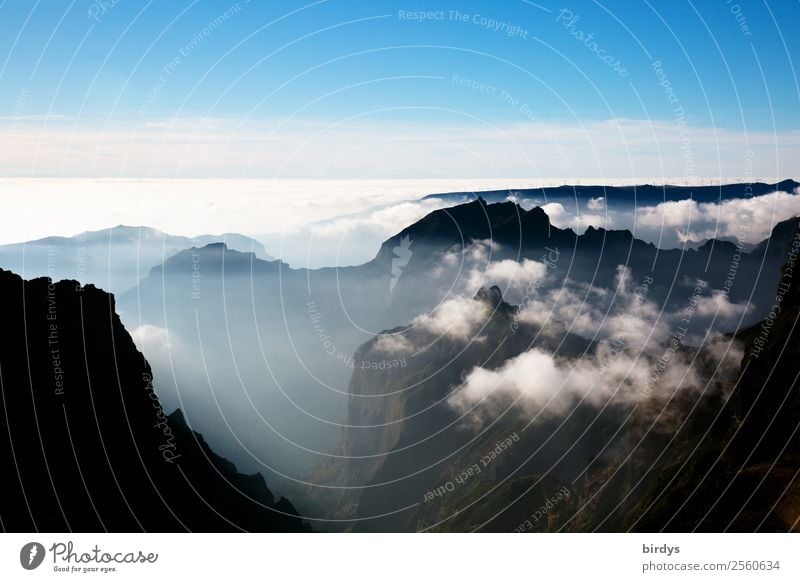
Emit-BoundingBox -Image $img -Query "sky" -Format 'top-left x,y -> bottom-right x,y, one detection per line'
0,0 -> 798,179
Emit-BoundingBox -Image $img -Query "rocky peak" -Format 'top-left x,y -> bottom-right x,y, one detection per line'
474,285 -> 504,307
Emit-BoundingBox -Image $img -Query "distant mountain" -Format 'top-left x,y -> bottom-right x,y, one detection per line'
0,268 -> 306,532
422,180 -> 800,207
0,226 -> 273,295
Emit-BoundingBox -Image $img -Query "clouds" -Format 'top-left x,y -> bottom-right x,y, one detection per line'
131,324 -> 175,356
541,202 -> 568,225
635,190 -> 800,245
309,199 -> 453,239
2,116 -> 798,179
413,296 -> 490,340
2,175 -> 797,271
449,348 -> 577,416
467,258 -> 548,298
374,333 -> 414,355
520,188 -> 800,250
448,266 -> 746,419
540,200 -> 611,231
130,324 -> 188,382
432,239 -> 556,305
687,290 -> 751,321
587,196 -> 605,211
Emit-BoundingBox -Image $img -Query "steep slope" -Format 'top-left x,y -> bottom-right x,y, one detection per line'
431,229 -> 800,533
303,286 -> 609,531
623,240 -> 800,532
0,268 -> 306,532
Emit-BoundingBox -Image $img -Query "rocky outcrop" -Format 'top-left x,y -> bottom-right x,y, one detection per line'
0,269 -> 307,532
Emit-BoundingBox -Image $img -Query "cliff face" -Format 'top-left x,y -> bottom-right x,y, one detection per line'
633,234 -> 800,532
316,233 -> 800,532
0,269 -> 307,532
306,286 -> 607,531
524,234 -> 800,533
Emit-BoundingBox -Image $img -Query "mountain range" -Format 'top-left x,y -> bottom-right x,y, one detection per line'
422,179 -> 800,207
2,190 -> 799,532
112,196 -> 800,508
0,226 -> 272,296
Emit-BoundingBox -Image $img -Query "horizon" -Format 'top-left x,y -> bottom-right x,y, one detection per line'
2,176 -> 798,270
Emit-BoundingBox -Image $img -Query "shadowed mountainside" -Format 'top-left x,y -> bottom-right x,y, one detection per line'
315,226 -> 800,532
0,268 -> 306,532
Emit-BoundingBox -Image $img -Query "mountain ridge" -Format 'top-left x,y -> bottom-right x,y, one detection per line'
421,180 -> 800,205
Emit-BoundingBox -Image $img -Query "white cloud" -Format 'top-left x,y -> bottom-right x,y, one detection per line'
449,265 -> 747,419
541,202 -> 568,225
527,188 -> 799,249
131,324 -> 176,357
587,197 -> 605,211
449,348 -> 577,416
635,190 -> 800,244
309,199 -> 452,239
690,290 -> 751,320
467,258 -> 549,299
541,201 -> 611,231
413,296 -> 490,340
1,116 -> 797,179
374,333 -> 414,354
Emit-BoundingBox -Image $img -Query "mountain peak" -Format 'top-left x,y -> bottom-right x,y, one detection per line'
474,285 -> 504,307
203,241 -> 228,250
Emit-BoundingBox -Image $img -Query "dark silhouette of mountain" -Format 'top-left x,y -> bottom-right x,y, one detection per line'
623,243 -> 800,532
375,197 -> 798,323
0,268 -> 307,532
422,180 -> 800,206
0,225 -> 273,296
296,207 -> 800,531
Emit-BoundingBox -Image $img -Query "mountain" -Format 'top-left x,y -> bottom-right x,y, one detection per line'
5,194 -> 798,533
422,180 -> 800,206
375,197 -> 798,323
0,225 -> 273,296
302,285 -> 601,531
0,268 -> 306,532
308,222 -> 800,532
117,198 -> 800,490
625,257 -> 800,532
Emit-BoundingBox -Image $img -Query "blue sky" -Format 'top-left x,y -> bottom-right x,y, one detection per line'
0,0 -> 798,178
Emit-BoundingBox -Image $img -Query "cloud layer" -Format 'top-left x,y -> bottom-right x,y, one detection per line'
2,117 -> 797,179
